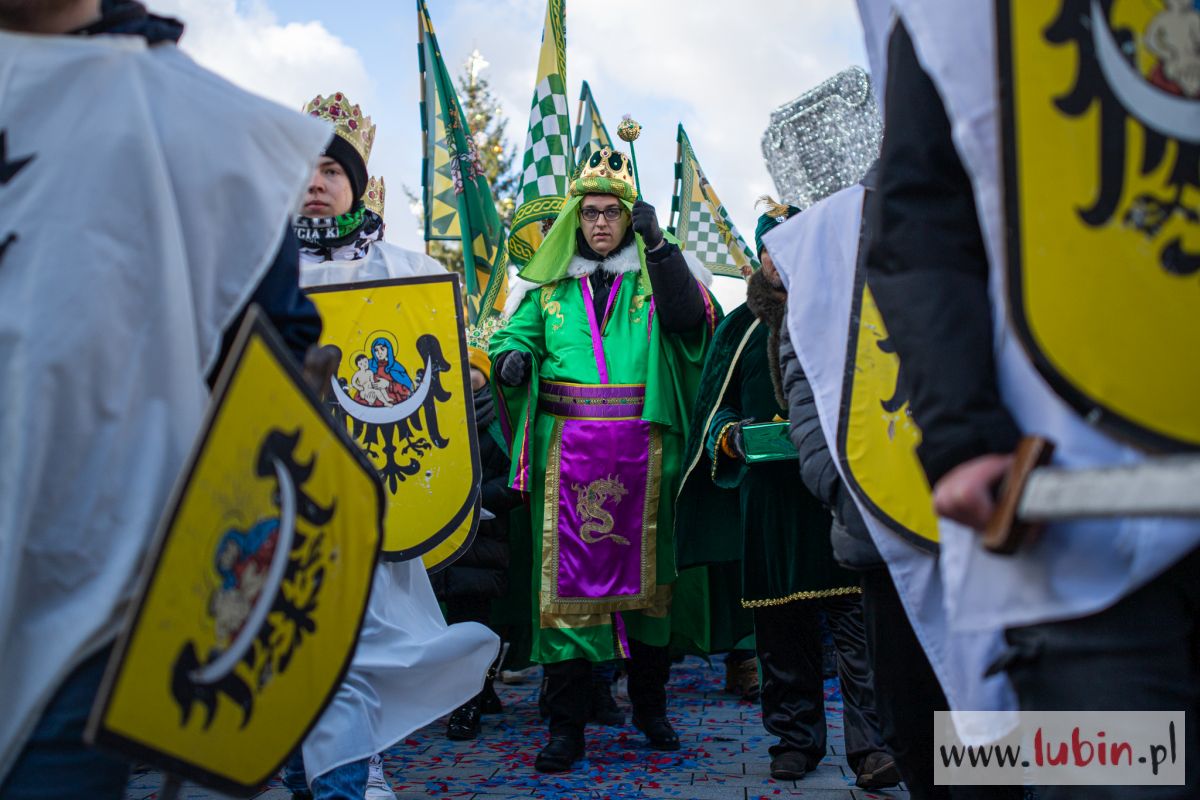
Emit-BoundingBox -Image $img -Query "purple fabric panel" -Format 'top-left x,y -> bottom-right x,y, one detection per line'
511,378 -> 535,492
579,277 -> 610,383
601,273 -> 623,329
539,398 -> 644,419
541,382 -> 645,400
613,612 -> 630,658
555,418 -> 650,600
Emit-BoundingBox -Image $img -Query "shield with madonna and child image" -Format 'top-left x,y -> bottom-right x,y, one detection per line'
307,273 -> 481,570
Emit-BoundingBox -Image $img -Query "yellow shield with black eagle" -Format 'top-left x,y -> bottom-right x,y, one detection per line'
999,0 -> 1200,450
838,266 -> 940,551
307,274 -> 481,570
87,309 -> 383,795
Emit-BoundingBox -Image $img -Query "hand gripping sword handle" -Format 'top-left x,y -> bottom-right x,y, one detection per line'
983,436 -> 1056,555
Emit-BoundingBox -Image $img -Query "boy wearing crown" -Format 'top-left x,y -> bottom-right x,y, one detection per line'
295,93 -> 444,282
282,93 -> 499,800
489,146 -> 717,772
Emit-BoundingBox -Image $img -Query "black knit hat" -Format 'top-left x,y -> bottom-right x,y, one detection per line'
324,135 -> 367,206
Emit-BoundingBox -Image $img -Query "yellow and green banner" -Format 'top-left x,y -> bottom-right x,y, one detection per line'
573,80 -> 613,170
508,0 -> 570,267
417,0 -> 508,322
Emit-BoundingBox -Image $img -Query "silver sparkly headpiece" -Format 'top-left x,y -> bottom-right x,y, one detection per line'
760,67 -> 882,210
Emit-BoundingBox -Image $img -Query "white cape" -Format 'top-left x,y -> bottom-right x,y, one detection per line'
766,186 -> 1016,744
299,239 -> 447,286
298,240 -> 499,779
0,32 -> 329,781
893,0 -> 1200,633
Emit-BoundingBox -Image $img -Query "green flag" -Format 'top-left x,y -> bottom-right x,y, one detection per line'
417,0 -> 508,322
573,80 -> 613,170
669,124 -> 759,279
507,0 -> 570,267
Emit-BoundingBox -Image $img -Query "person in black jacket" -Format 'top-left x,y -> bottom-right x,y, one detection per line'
864,18 -> 1198,800
780,257 -> 969,800
778,153 -> 1022,800
430,348 -> 522,741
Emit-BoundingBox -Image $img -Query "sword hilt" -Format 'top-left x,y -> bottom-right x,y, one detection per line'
983,436 -> 1056,555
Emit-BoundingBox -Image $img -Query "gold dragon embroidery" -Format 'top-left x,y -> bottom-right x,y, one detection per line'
570,475 -> 630,545
539,284 -> 565,331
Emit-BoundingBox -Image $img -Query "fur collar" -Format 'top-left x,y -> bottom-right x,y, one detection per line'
503,240 -> 715,320
745,270 -> 789,409
566,239 -> 641,278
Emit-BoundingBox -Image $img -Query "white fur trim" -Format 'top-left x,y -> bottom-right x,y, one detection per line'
501,243 -> 707,319
681,249 -> 714,287
566,242 -> 641,278
503,275 -> 542,320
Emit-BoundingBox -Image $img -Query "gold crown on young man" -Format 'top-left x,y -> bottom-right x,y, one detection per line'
303,92 -> 377,166
363,176 -> 385,218
570,146 -> 638,203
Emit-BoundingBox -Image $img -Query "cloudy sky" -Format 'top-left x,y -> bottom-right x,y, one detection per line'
154,0 -> 868,298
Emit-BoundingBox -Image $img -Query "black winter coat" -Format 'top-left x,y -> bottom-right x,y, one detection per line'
779,325 -> 883,570
863,22 -> 1021,486
431,386 -> 522,603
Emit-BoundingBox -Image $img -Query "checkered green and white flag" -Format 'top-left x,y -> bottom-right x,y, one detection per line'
508,0 -> 570,266
670,124 -> 759,278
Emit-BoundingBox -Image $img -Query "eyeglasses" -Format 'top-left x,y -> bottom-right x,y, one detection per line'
580,206 -> 623,222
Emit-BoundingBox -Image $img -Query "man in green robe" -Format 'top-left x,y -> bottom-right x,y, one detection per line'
674,201 -> 895,787
489,146 -> 716,773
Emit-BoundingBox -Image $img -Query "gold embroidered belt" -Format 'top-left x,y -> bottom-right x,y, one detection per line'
538,380 -> 645,421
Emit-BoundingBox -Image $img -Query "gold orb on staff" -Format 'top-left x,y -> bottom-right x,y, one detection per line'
617,114 -> 643,197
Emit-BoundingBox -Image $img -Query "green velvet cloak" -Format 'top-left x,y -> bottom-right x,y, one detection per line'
676,303 -> 858,608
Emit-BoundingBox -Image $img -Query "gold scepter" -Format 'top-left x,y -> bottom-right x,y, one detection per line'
617,114 -> 643,197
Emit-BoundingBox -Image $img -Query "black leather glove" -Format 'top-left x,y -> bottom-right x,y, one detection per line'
631,199 -> 663,250
496,350 -> 532,387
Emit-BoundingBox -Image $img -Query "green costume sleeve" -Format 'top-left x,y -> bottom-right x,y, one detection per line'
489,291 -> 546,493
705,407 -> 748,489
643,275 -> 722,435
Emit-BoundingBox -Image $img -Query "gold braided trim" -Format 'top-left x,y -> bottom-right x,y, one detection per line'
512,195 -> 566,228
711,421 -> 739,481
508,234 -> 536,265
680,319 -> 761,487
740,585 -> 861,608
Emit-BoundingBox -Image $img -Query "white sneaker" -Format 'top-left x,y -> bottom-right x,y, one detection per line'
364,754 -> 396,800
499,665 -> 539,685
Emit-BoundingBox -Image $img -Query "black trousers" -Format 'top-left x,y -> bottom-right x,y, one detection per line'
542,639 -> 671,741
861,567 -> 1021,800
1001,546 -> 1200,800
753,593 -> 886,771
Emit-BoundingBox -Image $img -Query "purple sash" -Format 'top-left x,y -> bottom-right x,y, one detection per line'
541,389 -> 660,614
540,276 -> 659,616
579,274 -> 623,382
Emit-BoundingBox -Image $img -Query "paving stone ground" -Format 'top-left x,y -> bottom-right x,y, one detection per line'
124,656 -> 910,800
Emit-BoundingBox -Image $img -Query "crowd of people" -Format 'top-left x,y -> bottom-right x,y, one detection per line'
1,1 -> 1196,800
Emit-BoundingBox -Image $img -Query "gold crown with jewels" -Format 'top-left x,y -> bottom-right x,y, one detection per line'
570,146 -> 637,203
303,92 -> 376,166
363,176 -> 385,218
